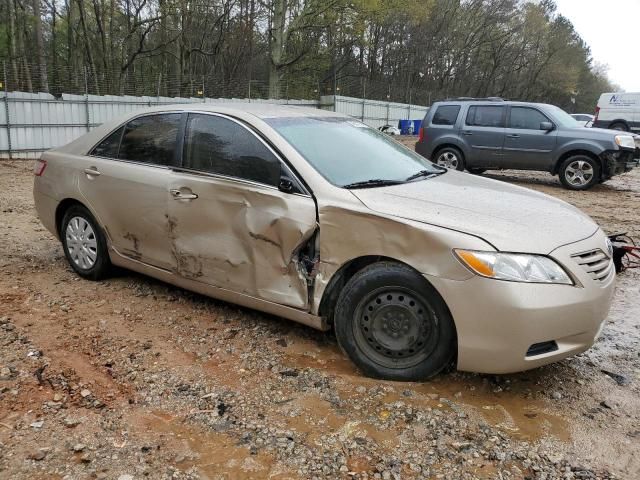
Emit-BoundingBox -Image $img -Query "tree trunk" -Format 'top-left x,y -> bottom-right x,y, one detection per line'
32,0 -> 49,92
7,0 -> 20,87
268,0 -> 286,99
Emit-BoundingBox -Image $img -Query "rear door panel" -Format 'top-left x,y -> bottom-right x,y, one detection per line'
78,158 -> 174,269
461,105 -> 506,167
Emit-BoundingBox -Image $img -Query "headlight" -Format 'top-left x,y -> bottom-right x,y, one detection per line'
614,135 -> 635,149
454,250 -> 573,285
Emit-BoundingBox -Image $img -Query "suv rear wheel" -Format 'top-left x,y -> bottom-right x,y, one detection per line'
434,147 -> 465,171
559,155 -> 600,190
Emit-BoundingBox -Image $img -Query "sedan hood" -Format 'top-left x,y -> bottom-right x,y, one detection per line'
350,171 -> 599,254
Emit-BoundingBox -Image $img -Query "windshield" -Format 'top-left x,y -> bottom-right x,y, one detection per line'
542,105 -> 582,128
266,117 -> 442,187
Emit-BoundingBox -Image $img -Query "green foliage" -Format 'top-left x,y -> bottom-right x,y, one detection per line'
0,0 -> 615,109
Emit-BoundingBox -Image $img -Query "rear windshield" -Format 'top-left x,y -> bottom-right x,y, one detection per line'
265,117 -> 441,187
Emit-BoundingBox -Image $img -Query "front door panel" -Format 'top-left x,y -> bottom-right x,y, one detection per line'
503,106 -> 557,170
167,172 -> 317,309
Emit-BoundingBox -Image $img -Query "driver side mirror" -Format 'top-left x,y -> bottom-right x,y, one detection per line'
278,177 -> 294,193
540,121 -> 554,131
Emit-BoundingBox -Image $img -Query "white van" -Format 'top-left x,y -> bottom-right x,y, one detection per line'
593,92 -> 640,132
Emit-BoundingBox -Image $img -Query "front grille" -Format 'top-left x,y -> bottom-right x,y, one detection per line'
571,249 -> 613,282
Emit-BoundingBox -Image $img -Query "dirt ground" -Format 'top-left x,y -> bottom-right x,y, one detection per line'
0,155 -> 638,480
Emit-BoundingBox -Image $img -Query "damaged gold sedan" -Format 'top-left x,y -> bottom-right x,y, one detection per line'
33,104 -> 615,380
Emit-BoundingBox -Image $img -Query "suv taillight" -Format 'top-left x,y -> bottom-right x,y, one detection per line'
594,106 -> 600,121
34,158 -> 47,176
418,127 -> 425,143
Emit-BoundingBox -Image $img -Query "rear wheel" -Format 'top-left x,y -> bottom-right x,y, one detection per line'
609,122 -> 628,132
61,205 -> 111,280
558,155 -> 600,190
434,147 -> 465,171
334,262 -> 456,380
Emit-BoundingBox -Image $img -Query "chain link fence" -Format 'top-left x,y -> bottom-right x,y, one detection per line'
1,60 -> 434,105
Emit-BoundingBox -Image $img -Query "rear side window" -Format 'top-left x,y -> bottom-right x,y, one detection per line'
90,126 -> 124,158
183,114 -> 280,186
119,114 -> 181,166
466,106 -> 505,127
432,105 -> 461,126
508,107 -> 549,130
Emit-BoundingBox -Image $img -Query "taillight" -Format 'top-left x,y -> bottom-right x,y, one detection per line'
418,127 -> 425,142
594,106 -> 600,121
34,158 -> 47,176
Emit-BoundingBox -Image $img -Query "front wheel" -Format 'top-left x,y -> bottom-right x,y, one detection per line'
467,167 -> 486,175
558,155 -> 600,190
334,262 -> 456,380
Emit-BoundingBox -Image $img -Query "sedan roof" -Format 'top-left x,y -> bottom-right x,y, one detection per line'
134,102 -> 345,120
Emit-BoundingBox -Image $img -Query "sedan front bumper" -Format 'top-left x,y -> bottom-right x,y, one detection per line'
428,230 -> 616,374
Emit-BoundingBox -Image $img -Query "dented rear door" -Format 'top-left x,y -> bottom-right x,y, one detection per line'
166,113 -> 317,309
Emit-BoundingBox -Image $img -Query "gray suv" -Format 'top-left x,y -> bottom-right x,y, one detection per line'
415,98 -> 638,190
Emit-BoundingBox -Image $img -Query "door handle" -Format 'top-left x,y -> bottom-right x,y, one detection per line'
506,134 -> 520,138
84,167 -> 101,176
170,189 -> 198,200
462,131 -> 473,136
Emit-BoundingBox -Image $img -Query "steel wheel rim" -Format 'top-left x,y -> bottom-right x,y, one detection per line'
565,160 -> 594,186
353,287 -> 439,369
436,151 -> 459,169
65,216 -> 98,270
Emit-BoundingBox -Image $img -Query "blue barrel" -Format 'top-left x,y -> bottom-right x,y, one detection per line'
412,119 -> 422,135
398,119 -> 413,135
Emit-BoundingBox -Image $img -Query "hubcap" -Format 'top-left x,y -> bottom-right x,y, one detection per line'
565,160 -> 594,187
65,216 -> 98,270
354,288 -> 439,369
436,151 -> 459,169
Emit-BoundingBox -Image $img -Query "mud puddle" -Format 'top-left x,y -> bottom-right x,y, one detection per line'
134,411 -> 297,479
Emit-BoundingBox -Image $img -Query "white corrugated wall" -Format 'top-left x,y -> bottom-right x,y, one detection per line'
0,92 -> 427,158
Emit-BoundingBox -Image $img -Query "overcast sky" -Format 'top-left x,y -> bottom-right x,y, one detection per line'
554,0 -> 640,92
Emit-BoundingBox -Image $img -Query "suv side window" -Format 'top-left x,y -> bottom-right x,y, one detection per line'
508,107 -> 549,130
90,126 -> 124,158
466,106 -> 505,127
183,113 -> 281,187
119,113 -> 181,166
432,105 -> 461,126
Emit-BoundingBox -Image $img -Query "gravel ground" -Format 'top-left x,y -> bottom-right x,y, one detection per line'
0,154 -> 638,480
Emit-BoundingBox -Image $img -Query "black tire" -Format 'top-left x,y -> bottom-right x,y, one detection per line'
61,204 -> 111,280
558,155 -> 600,190
467,167 -> 486,175
334,262 -> 456,381
433,146 -> 465,171
609,122 -> 628,132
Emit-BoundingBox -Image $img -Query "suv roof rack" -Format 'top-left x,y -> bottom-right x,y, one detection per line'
441,97 -> 505,102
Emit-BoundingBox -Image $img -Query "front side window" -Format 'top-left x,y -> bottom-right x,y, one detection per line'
466,106 -> 505,127
183,114 -> 281,186
508,107 -> 549,130
90,126 -> 124,158
119,113 -> 181,166
266,117 -> 442,188
432,105 -> 461,126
